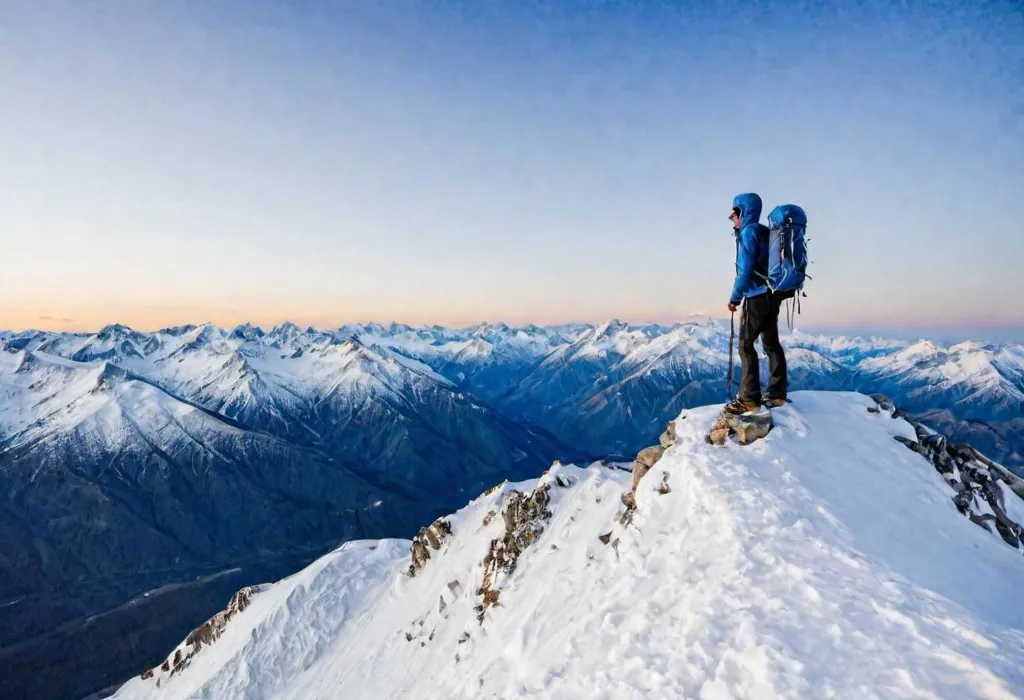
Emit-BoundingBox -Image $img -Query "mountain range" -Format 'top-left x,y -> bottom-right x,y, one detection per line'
1,319 -> 1021,699
112,393 -> 1024,699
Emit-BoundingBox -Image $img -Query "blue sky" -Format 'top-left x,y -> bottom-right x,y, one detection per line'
1,1 -> 1021,339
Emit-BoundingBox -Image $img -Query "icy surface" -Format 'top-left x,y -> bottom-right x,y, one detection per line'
115,392 -> 1024,700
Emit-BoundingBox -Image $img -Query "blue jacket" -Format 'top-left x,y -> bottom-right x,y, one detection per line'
729,192 -> 769,304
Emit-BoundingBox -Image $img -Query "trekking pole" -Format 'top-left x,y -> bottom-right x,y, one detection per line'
727,310 -> 735,399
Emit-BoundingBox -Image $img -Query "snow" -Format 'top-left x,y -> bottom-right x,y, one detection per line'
114,392 -> 1024,700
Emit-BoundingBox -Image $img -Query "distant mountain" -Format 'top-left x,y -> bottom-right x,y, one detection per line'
0,330 -> 578,700
1,320 -> 1021,700
0,353 -> 415,639
856,340 -> 1024,419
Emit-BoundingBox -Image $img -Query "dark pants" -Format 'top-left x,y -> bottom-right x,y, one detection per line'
738,292 -> 787,403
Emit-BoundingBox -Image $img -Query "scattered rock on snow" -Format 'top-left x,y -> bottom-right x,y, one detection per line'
657,472 -> 672,495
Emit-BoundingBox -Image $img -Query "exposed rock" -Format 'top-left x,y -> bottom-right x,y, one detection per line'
619,443 -> 670,524
635,445 -> 666,468
659,420 -> 678,449
408,518 -> 454,575
630,445 -> 665,495
706,410 -> 774,446
868,393 -> 906,419
482,510 -> 496,526
657,472 -> 672,495
879,396 -> 1024,552
949,443 -> 1024,501
476,484 -> 552,621
143,586 -> 258,681
598,531 -> 613,545
706,427 -> 731,446
870,393 -> 895,412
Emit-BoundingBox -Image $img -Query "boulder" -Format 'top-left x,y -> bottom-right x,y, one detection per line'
706,410 -> 773,446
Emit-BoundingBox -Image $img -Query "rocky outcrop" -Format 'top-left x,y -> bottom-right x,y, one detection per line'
476,483 -> 557,620
706,410 -> 774,446
408,518 -> 454,575
874,394 -> 1024,553
620,420 -> 677,520
141,586 -> 258,682
659,419 -> 678,448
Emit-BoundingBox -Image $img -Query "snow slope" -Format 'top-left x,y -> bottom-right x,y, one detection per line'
116,392 -> 1024,700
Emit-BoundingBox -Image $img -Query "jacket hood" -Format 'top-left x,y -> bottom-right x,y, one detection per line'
732,192 -> 763,229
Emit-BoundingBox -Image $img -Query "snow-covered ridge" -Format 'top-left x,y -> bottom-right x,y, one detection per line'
115,392 -> 1024,699
6,321 -> 1019,444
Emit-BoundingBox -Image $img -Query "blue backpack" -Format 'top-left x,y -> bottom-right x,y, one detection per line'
764,204 -> 808,295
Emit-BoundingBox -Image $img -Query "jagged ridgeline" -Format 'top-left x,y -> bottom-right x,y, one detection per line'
117,392 -> 1024,699
1,321 -> 1022,699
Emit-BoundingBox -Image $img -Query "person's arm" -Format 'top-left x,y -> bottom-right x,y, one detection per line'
729,226 -> 758,305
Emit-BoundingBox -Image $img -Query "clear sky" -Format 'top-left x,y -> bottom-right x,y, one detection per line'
1,1 -> 1021,339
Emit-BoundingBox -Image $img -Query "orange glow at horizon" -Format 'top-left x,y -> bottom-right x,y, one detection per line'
1,302 -> 1020,336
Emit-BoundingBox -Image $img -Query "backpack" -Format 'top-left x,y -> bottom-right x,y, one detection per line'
764,204 -> 808,295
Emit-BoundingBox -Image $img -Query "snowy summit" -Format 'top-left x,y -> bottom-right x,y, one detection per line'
115,392 -> 1024,699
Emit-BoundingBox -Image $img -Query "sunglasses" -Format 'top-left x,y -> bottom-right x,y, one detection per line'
728,209 -> 740,220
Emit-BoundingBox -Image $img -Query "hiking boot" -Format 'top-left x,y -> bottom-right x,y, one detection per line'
763,397 -> 787,408
723,397 -> 760,415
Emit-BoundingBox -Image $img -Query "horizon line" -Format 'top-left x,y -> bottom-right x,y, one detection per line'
2,318 -> 1021,343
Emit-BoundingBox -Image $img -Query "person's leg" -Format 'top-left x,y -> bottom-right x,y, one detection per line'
738,295 -> 768,403
763,293 -> 788,400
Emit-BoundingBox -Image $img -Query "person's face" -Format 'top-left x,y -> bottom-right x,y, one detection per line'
729,208 -> 741,230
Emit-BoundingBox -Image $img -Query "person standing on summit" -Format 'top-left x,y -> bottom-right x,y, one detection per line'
725,192 -> 788,414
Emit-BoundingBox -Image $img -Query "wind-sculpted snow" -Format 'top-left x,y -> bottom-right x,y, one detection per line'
116,393 -> 1024,699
